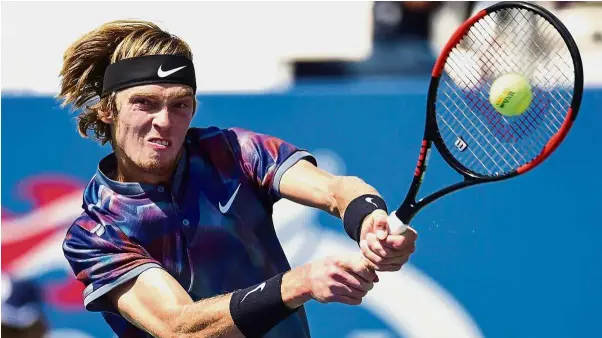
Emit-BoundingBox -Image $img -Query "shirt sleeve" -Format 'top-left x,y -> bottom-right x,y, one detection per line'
227,128 -> 316,203
62,216 -> 163,314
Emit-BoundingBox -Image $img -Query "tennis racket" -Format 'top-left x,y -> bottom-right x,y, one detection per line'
388,1 -> 583,235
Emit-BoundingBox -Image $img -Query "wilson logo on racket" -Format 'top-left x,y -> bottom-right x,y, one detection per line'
454,137 -> 468,152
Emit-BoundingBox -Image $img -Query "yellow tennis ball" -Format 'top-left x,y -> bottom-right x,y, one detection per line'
489,73 -> 533,117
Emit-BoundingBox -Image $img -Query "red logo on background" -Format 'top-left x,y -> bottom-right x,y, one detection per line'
2,175 -> 86,311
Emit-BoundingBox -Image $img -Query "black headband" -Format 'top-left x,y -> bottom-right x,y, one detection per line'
100,55 -> 196,97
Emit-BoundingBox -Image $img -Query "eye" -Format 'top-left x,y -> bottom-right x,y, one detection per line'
132,98 -> 153,106
171,98 -> 194,112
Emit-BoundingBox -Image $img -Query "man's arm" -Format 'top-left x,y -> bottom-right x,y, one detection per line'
109,267 -> 313,338
279,159 -> 417,272
278,159 -> 380,219
108,254 -> 376,338
109,268 -> 238,338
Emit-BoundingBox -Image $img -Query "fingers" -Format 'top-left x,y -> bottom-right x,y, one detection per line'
362,255 -> 410,271
370,210 -> 390,240
361,234 -> 415,262
312,257 -> 377,305
364,234 -> 407,258
331,279 -> 372,300
360,231 -> 416,271
334,257 -> 376,294
339,255 -> 379,283
331,269 -> 375,293
312,283 -> 366,305
382,227 -> 418,250
360,249 -> 411,271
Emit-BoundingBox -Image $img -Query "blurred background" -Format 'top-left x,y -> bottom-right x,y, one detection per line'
2,1 -> 601,337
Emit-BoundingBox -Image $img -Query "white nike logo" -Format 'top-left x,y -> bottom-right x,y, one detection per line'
219,183 -> 241,214
157,65 -> 187,78
365,197 -> 378,208
241,282 -> 266,302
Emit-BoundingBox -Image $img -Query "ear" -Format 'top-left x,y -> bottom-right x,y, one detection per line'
98,109 -> 114,124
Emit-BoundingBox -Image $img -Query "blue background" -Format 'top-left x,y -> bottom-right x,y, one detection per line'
2,77 -> 600,337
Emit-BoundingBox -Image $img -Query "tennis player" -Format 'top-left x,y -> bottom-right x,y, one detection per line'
60,20 -> 417,338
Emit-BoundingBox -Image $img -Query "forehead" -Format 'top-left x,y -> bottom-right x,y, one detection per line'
119,84 -> 194,99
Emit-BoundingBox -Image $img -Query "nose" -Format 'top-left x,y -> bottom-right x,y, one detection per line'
152,106 -> 171,130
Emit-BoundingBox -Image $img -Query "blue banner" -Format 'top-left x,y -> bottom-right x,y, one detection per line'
2,78 -> 600,338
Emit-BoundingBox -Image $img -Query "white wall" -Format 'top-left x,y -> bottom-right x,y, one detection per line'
1,1 -> 373,94
3,1 -> 600,94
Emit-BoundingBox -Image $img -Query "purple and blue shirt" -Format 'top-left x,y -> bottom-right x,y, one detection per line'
63,127 -> 316,337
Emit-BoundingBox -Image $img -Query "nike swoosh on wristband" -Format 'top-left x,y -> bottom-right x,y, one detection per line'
157,65 -> 187,78
241,282 -> 266,303
365,197 -> 378,208
219,183 -> 241,214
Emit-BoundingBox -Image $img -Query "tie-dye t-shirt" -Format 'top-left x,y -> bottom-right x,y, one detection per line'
63,127 -> 316,337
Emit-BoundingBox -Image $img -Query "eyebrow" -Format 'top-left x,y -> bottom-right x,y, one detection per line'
129,90 -> 194,100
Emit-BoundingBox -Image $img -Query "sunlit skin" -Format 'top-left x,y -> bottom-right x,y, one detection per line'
100,84 -> 195,185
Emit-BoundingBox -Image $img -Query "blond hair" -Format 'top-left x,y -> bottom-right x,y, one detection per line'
58,20 -> 194,144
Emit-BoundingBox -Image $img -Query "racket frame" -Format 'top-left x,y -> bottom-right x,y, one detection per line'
392,1 -> 583,228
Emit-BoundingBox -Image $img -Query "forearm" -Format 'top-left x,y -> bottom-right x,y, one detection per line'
172,294 -> 242,338
173,265 -> 312,338
277,160 -> 385,240
281,264 -> 313,309
278,160 -> 381,219
111,268 -> 245,338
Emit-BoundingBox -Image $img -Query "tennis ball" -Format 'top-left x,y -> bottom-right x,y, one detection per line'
489,73 -> 532,117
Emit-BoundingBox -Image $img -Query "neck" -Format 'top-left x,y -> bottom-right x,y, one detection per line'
114,151 -> 182,186
115,166 -> 170,185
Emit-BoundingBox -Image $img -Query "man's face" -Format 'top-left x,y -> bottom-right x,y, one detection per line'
106,84 -> 195,179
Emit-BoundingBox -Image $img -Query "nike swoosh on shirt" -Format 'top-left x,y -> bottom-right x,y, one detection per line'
157,65 -> 187,78
219,183 -> 241,214
241,282 -> 266,303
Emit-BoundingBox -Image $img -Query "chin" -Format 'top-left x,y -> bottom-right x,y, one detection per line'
139,157 -> 177,175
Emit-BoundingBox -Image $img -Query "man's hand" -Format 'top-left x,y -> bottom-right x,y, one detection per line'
307,255 -> 379,306
358,210 -> 418,271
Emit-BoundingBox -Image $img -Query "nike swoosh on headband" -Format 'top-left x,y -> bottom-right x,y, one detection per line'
157,65 -> 187,78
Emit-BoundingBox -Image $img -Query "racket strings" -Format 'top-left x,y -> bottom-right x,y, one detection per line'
493,10 -> 572,128
442,56 -> 528,171
436,8 -> 574,177
439,81 -> 522,173
470,11 -> 556,140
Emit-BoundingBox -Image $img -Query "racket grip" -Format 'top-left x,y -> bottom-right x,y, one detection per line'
387,212 -> 409,235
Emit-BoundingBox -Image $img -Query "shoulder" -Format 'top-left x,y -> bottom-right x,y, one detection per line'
62,213 -> 106,267
64,213 -> 100,240
185,126 -> 271,157
63,206 -> 132,254
185,126 -> 224,142
185,126 -> 263,145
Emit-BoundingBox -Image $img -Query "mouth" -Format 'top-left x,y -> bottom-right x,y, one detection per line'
148,138 -> 171,149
